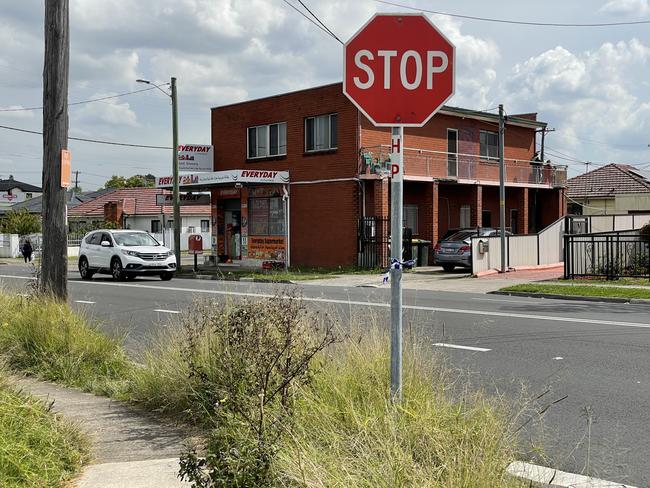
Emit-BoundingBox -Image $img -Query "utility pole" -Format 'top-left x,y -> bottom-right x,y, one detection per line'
536,127 -> 555,162
390,126 -> 404,402
41,0 -> 69,299
171,77 -> 181,272
498,104 -> 506,274
74,170 -> 79,192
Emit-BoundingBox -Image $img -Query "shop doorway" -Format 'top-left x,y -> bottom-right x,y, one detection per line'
224,199 -> 241,260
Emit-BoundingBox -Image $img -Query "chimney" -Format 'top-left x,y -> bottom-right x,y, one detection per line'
103,201 -> 124,227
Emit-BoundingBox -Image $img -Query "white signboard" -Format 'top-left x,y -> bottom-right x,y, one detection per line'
155,193 -> 211,206
0,192 -> 26,205
156,169 -> 290,188
178,144 -> 213,172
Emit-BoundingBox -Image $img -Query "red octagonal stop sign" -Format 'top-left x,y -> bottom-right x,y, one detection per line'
343,13 -> 455,127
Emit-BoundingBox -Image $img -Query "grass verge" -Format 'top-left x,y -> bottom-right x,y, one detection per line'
182,266 -> 382,282
0,293 -> 132,396
500,283 -> 650,300
276,333 -> 525,487
0,291 -> 528,485
557,277 -> 650,287
0,373 -> 88,487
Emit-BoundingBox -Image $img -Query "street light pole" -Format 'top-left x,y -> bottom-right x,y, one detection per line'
171,77 -> 181,272
136,77 -> 180,271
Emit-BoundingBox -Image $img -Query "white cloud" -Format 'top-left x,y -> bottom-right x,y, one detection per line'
501,39 -> 650,160
73,97 -> 139,127
599,0 -> 650,16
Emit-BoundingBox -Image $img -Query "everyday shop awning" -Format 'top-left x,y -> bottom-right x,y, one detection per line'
156,169 -> 290,190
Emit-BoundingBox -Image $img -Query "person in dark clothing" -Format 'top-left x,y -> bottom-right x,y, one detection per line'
21,239 -> 33,263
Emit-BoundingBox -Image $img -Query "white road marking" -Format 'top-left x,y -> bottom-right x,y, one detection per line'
1,274 -> 650,330
75,300 -> 96,304
433,343 -> 491,352
472,297 -> 544,305
154,309 -> 181,314
552,356 -> 564,360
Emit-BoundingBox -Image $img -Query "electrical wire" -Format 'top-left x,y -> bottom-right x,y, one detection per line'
0,124 -> 172,150
0,85 -> 166,112
295,0 -> 343,43
281,0 -> 341,42
373,0 -> 650,27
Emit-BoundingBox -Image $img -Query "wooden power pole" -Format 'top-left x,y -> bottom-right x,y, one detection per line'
41,0 -> 69,299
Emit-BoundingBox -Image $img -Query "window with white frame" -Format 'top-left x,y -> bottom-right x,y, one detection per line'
305,113 -> 337,152
247,122 -> 287,159
201,219 -> 210,232
480,130 -> 499,160
403,204 -> 418,234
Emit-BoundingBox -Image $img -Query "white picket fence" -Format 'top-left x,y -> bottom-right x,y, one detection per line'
471,213 -> 650,275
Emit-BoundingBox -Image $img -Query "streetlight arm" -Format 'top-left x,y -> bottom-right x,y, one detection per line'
136,79 -> 171,98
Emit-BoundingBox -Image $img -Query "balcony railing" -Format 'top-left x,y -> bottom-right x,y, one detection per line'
360,146 -> 568,188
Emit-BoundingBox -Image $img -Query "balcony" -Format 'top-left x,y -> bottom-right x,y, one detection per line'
359,145 -> 567,188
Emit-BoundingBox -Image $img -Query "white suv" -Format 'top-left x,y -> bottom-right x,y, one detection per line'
78,229 -> 177,281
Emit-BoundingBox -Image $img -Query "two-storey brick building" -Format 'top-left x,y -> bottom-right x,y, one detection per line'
207,82 -> 567,268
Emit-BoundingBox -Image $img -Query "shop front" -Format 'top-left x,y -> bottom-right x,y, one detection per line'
156,169 -> 290,267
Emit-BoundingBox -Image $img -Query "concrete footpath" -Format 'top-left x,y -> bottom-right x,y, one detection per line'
13,377 -> 193,488
301,266 -> 564,293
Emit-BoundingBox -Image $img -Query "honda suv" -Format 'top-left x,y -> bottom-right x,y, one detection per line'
78,230 -> 176,281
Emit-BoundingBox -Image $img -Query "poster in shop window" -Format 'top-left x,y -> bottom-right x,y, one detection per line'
248,236 -> 285,261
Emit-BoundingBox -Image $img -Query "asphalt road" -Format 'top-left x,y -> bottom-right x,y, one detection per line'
1,263 -> 649,486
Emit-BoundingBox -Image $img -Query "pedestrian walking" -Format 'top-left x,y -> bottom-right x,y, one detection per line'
21,239 -> 33,263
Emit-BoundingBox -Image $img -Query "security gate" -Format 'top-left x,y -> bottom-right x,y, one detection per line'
358,217 -> 390,268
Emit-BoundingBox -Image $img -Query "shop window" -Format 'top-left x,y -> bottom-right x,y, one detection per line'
460,205 -> 471,228
166,219 -> 173,229
248,122 -> 287,159
403,204 -> 418,234
249,197 -> 285,236
201,219 -> 210,232
151,220 -> 162,233
305,113 -> 337,152
187,226 -> 196,233
480,130 -> 499,160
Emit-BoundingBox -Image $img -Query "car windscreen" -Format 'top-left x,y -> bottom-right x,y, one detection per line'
112,232 -> 160,247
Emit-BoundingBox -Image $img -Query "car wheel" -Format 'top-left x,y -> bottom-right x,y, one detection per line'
160,272 -> 173,281
442,264 -> 455,272
79,257 -> 94,280
111,258 -> 125,281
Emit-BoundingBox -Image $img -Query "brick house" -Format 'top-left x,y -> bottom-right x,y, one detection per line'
208,82 -> 567,268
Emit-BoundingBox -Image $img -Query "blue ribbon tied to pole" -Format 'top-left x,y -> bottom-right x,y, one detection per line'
382,257 -> 415,284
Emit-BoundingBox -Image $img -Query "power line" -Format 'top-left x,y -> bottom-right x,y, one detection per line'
296,0 -> 343,43
0,124 -> 172,150
281,0 -> 342,43
374,0 -> 650,27
0,85 -> 166,112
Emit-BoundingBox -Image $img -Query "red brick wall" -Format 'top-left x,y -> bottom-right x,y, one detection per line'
290,181 -> 358,267
212,83 -> 359,181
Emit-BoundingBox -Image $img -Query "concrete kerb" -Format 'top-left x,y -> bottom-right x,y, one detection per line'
507,461 -> 637,488
175,272 -> 294,284
490,290 -> 650,304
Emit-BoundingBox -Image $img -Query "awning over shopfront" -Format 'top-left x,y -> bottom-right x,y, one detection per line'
156,169 -> 290,191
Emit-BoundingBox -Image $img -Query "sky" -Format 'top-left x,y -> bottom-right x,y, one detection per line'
1,0 -> 650,190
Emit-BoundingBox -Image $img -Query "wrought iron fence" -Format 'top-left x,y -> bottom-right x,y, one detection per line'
564,232 -> 650,280
358,217 -> 390,268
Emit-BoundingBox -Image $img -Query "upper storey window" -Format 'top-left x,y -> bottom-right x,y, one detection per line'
247,122 -> 287,159
305,113 -> 337,152
480,130 -> 499,160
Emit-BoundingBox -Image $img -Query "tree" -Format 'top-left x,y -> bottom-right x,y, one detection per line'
104,174 -> 155,189
1,209 -> 41,235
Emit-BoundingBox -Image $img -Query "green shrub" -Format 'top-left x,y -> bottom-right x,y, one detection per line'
0,293 -> 131,395
0,374 -> 88,487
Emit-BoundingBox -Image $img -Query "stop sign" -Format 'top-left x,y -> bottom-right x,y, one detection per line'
343,13 -> 455,127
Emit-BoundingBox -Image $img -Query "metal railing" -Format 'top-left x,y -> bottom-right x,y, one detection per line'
360,145 -> 568,187
564,231 -> 650,280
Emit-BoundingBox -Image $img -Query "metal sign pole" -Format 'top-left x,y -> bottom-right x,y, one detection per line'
390,126 -> 404,402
